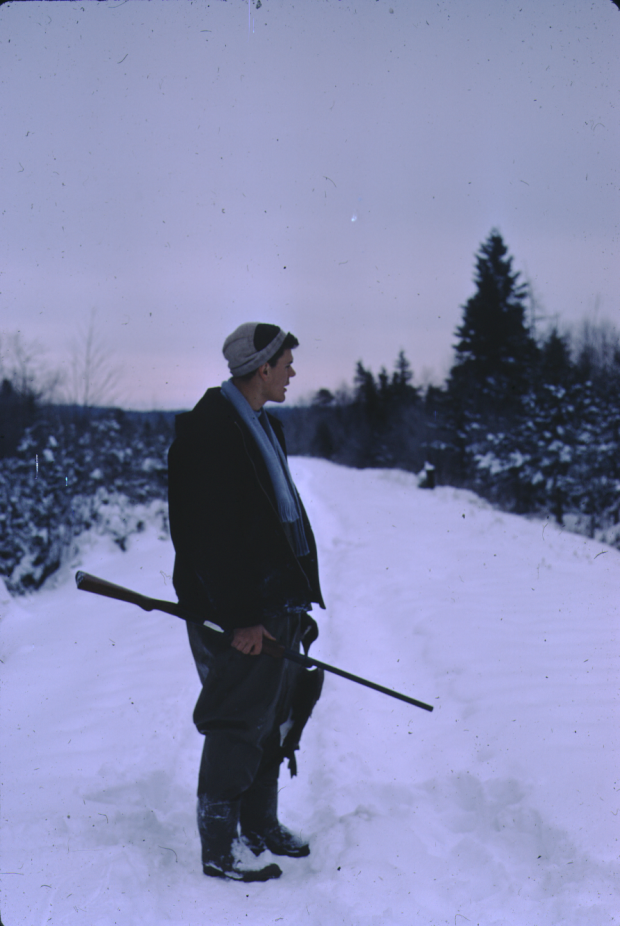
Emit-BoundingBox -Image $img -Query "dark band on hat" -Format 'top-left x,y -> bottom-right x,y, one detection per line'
254,323 -> 282,353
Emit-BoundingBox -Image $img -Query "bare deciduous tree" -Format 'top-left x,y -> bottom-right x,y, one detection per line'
65,309 -> 123,407
0,330 -> 63,456
0,330 -> 63,403
572,315 -> 620,385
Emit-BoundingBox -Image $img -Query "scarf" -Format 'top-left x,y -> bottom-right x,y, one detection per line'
220,379 -> 310,557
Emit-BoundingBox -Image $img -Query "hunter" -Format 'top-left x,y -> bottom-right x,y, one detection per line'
168,322 -> 325,882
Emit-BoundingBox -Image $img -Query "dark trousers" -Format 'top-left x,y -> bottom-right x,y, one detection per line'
187,613 -> 304,802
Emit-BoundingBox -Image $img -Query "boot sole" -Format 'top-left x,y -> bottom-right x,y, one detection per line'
242,833 -> 310,859
269,843 -> 310,858
203,862 -> 282,882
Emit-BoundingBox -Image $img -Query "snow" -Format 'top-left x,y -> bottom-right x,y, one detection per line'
1,458 -> 618,925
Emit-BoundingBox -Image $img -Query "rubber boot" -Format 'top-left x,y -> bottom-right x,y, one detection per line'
240,772 -> 310,859
197,796 -> 282,882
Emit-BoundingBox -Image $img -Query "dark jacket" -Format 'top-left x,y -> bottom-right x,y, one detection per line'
168,387 -> 324,632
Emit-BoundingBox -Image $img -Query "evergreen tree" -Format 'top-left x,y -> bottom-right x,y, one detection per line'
391,350 -> 419,405
449,230 -> 537,407
538,327 -> 574,387
353,361 -> 377,407
312,388 -> 335,407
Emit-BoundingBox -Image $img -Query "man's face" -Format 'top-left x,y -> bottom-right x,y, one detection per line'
262,349 -> 296,403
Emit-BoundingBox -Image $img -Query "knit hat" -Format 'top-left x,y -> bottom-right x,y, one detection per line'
222,322 -> 287,377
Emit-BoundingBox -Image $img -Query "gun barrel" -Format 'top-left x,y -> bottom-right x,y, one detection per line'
283,648 -> 433,711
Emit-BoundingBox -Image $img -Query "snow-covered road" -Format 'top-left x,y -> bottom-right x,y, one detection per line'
1,459 -> 618,925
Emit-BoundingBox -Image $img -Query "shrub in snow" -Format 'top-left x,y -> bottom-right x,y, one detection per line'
0,409 -> 174,594
460,381 -> 620,537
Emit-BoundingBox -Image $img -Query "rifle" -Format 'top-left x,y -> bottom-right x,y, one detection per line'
75,571 -> 434,712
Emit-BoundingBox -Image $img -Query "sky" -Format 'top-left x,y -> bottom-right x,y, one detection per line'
1,0 -> 618,410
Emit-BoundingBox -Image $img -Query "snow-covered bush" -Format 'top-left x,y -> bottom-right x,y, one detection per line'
462,381 -> 620,539
0,409 -> 174,594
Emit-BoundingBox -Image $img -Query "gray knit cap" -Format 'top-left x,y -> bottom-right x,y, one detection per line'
222,322 -> 287,377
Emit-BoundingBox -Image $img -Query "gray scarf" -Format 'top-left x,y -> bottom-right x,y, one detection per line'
220,379 -> 310,557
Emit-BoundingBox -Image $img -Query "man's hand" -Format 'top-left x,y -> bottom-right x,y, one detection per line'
231,624 -> 276,656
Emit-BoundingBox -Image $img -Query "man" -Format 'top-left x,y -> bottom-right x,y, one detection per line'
168,322 -> 325,883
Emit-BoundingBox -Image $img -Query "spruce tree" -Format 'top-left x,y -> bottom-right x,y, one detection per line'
391,350 -> 419,404
449,230 -> 537,408
538,327 -> 574,387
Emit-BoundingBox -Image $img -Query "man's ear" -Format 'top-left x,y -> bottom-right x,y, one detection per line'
257,362 -> 271,381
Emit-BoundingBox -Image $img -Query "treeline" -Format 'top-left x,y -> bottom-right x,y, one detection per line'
276,230 -> 620,547
275,351 -> 429,472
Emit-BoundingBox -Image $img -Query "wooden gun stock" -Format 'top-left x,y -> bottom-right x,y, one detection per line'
76,570 -> 181,616
74,571 -> 211,626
